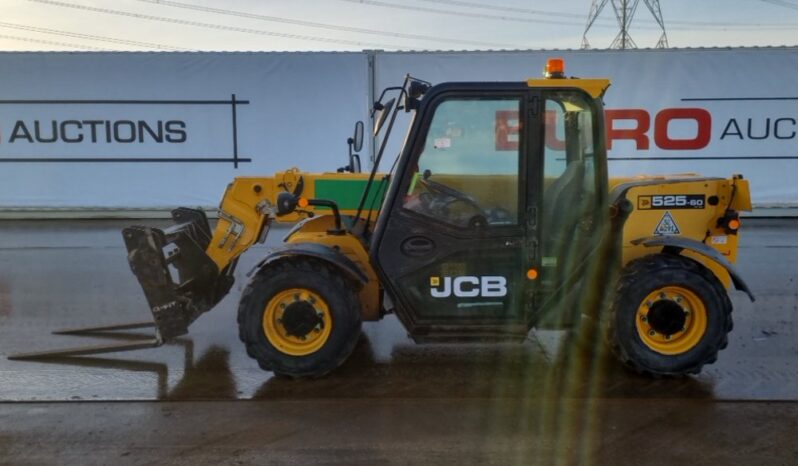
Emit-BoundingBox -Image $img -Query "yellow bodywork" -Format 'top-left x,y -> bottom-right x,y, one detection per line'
198,61 -> 745,320
283,215 -> 381,321
527,78 -> 611,99
206,168 -> 375,270
206,168 -> 380,320
204,167 -> 751,321
612,174 -> 752,289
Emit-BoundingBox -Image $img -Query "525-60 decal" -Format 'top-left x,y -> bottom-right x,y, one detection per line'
638,194 -> 705,210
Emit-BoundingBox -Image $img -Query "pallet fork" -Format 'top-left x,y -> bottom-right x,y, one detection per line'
7,322 -> 162,360
8,207 -> 232,361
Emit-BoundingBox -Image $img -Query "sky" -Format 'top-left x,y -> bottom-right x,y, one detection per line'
1,0 -> 797,52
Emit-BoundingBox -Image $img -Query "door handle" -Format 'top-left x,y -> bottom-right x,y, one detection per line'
401,236 -> 435,256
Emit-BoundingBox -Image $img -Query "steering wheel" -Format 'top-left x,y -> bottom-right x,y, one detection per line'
418,170 -> 482,207
416,170 -> 485,226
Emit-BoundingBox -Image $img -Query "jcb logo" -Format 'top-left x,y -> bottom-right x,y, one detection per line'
429,276 -> 507,298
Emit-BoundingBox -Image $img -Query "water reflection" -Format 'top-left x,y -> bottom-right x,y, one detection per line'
251,331 -> 714,401
166,345 -> 236,400
3,318 -> 719,403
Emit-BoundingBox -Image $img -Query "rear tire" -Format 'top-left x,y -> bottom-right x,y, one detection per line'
237,259 -> 362,378
607,253 -> 732,376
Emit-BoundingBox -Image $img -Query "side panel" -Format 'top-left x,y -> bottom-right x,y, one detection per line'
616,177 -> 752,293
618,178 -> 747,266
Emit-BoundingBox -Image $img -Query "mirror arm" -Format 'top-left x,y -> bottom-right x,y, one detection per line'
371,86 -> 404,117
355,83 -> 406,221
348,138 -> 355,172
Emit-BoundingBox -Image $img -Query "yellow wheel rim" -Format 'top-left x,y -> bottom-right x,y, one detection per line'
635,286 -> 707,355
262,288 -> 332,356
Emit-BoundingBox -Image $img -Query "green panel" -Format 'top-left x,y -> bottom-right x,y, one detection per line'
314,179 -> 388,211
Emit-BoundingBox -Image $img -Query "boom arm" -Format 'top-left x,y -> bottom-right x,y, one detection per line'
122,168 -> 379,342
207,168 -> 381,271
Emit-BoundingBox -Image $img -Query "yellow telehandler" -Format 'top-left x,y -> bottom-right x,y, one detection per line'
12,58 -> 753,377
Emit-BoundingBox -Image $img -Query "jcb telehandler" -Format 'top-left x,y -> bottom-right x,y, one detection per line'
12,59 -> 753,377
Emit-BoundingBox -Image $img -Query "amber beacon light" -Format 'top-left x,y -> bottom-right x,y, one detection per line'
545,58 -> 565,79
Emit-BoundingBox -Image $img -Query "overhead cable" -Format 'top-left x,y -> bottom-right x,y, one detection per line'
27,0 -> 408,49
0,33 -> 109,50
335,0 -> 589,26
759,0 -> 798,10
134,0 -> 521,48
0,21 -> 188,50
418,0 -> 595,20
343,0 -> 798,31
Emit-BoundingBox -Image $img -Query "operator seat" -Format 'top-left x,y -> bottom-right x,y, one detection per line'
541,160 -> 586,273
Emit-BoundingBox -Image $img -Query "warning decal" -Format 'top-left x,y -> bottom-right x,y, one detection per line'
654,211 -> 681,236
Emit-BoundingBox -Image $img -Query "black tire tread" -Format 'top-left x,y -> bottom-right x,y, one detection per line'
237,258 -> 362,378
606,253 -> 733,377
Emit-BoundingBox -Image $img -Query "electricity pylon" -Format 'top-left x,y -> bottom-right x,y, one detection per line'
582,0 -> 668,49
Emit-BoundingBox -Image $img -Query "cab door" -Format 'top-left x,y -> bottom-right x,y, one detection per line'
534,90 -> 607,327
373,85 -> 541,341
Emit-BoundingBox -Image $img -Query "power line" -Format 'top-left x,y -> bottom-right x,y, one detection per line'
0,21 -> 188,50
420,0 -> 797,29
430,0 -> 782,30
27,0 -> 408,49
759,0 -> 798,10
417,0 -> 597,20
336,0 -> 591,26
664,20 -> 798,29
134,0 -> 521,48
19,0 -> 798,53
346,0 -> 798,31
0,33 -> 109,51
672,23 -> 798,32
628,16 -> 798,28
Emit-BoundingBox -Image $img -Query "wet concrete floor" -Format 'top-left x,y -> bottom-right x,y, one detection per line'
1,218 -> 798,464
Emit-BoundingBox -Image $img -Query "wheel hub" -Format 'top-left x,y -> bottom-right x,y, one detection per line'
635,286 -> 708,356
262,288 -> 332,356
646,300 -> 687,336
281,300 -> 324,339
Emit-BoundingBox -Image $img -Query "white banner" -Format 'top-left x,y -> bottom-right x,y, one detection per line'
0,52 -> 370,207
0,48 -> 796,208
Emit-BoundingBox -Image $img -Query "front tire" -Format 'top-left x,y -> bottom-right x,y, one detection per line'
237,259 -> 362,378
607,254 -> 732,376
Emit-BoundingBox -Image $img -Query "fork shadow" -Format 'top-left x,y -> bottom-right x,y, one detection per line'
7,333 -> 238,400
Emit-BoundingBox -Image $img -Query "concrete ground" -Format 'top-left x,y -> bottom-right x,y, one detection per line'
1,219 -> 797,465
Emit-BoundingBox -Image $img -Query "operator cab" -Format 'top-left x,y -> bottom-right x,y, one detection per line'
371,59 -> 611,340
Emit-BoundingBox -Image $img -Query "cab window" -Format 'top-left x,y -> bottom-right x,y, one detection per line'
403,97 -> 522,229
